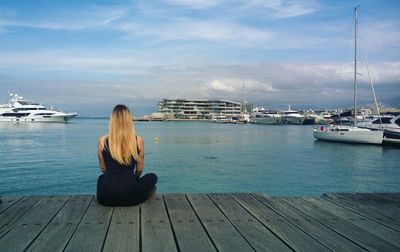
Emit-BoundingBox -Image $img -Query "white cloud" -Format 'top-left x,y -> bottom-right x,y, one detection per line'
359,20 -> 400,50
120,19 -> 274,48
209,80 -> 236,92
0,5 -> 128,31
1,60 -> 398,112
163,0 -> 223,9
162,0 -> 319,18
241,0 -> 319,19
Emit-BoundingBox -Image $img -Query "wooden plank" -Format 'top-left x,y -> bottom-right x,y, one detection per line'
164,193 -> 216,252
64,197 -> 113,252
103,204 -> 140,252
324,194 -> 400,231
141,194 -> 177,252
366,193 -> 400,204
353,193 -> 400,209
323,194 -> 400,231
336,193 -> 400,219
0,195 -> 69,252
335,193 -> 400,204
209,193 -> 291,252
0,196 -> 24,214
252,194 -> 365,251
282,197 -> 400,252
232,193 -> 330,252
26,195 -> 93,252
0,196 -> 43,238
186,193 -> 254,252
374,193 -> 400,202
327,193 -> 400,221
304,197 -> 400,247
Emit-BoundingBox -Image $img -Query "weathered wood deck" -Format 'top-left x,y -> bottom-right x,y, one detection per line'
0,193 -> 399,251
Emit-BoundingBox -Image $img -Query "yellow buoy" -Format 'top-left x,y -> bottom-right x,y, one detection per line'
154,136 -> 159,142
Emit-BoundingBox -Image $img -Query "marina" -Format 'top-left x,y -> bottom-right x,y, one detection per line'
0,193 -> 399,251
1,119 -> 399,196
0,4 -> 399,251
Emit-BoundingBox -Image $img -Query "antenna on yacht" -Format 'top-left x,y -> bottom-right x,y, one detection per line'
243,83 -> 246,103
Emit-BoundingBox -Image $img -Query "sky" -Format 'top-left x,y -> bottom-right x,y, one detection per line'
0,0 -> 399,116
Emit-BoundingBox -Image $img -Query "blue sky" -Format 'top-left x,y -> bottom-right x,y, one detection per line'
0,0 -> 399,115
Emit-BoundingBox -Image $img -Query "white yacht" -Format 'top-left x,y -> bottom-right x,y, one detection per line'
0,93 -> 77,123
281,106 -> 305,125
314,125 -> 383,144
357,115 -> 400,144
210,113 -> 229,123
251,111 -> 282,125
357,115 -> 400,132
313,7 -> 383,145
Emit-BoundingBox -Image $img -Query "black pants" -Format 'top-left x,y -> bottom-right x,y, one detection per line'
97,173 -> 157,206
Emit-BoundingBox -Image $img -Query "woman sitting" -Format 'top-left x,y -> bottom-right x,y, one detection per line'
97,104 -> 157,206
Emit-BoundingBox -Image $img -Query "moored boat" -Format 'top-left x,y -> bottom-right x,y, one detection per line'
314,125 -> 383,144
251,111 -> 282,125
357,115 -> 400,144
0,93 -> 77,123
313,6 -> 383,145
282,106 -> 305,125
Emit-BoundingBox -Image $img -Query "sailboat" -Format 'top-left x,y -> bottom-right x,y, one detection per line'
313,6 -> 383,144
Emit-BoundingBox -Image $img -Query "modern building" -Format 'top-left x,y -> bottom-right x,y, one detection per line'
158,98 -> 243,119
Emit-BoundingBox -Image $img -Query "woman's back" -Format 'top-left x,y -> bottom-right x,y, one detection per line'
102,138 -> 137,194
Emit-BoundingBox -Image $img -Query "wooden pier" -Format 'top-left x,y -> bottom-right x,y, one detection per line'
0,193 -> 399,251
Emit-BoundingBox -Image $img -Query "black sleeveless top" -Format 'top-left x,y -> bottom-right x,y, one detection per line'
102,138 -> 138,194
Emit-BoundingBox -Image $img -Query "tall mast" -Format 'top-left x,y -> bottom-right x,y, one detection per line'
243,83 -> 246,103
242,83 -> 247,113
353,6 -> 359,126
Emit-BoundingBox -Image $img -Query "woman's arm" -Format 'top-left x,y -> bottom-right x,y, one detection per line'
135,136 -> 144,178
98,137 -> 106,173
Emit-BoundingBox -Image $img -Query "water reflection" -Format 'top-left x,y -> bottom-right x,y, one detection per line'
1,119 -> 399,195
0,121 -> 69,131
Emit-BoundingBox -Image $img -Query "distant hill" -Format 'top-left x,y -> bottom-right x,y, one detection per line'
251,95 -> 399,112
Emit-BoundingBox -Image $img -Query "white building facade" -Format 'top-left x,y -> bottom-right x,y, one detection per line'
158,98 -> 242,119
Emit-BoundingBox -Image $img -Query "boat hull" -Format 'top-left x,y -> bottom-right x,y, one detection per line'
313,126 -> 383,144
0,113 -> 77,123
383,129 -> 400,144
252,116 -> 282,125
283,116 -> 305,125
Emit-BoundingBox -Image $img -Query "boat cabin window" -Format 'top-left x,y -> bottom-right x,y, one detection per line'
35,113 -> 54,116
331,128 -> 349,131
395,118 -> 400,127
372,117 -> 392,124
1,113 -> 30,117
18,101 -> 39,106
12,107 -> 44,111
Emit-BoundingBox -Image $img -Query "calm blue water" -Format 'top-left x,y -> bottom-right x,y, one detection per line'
0,118 -> 399,196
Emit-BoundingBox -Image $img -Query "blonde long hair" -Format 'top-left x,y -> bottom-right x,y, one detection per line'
100,104 -> 140,165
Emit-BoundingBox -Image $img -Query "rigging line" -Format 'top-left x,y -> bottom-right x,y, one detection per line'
356,15 -> 382,122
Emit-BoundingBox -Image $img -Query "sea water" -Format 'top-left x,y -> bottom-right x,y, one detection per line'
0,118 -> 399,196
